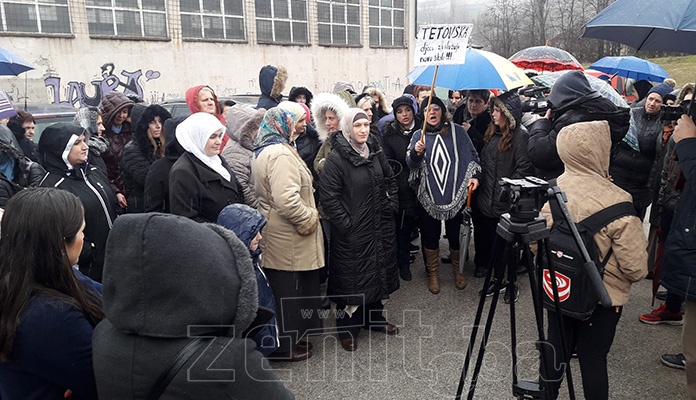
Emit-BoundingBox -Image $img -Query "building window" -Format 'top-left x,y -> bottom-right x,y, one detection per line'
255,0 -> 308,44
180,0 -> 245,41
368,0 -> 404,48
0,0 -> 71,34
317,0 -> 360,46
85,0 -> 168,38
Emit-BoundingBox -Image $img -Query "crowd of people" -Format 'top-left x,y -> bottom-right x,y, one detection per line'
0,64 -> 694,399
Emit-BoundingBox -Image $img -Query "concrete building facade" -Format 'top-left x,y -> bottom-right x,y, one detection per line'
0,0 -> 416,106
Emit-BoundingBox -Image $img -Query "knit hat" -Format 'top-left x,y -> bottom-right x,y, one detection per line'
419,96 -> 447,117
647,83 -> 673,101
392,95 -> 415,114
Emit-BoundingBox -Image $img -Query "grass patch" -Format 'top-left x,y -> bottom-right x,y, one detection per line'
647,55 -> 696,87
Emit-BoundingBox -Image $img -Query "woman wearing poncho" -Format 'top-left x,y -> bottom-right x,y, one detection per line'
251,108 -> 324,362
406,96 -> 481,294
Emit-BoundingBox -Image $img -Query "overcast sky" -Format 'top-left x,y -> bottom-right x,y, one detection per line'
417,0 -> 489,24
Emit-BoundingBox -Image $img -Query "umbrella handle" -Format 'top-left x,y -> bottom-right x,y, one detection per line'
466,183 -> 474,208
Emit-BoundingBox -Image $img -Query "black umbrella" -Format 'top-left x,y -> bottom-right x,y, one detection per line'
582,0 -> 696,54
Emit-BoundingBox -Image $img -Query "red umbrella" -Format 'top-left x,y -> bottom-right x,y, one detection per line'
509,46 -> 584,72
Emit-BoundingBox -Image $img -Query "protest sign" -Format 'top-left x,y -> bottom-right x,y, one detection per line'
414,24 -> 473,67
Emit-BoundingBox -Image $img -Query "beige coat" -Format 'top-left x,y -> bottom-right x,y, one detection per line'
252,143 -> 324,271
541,120 -> 648,306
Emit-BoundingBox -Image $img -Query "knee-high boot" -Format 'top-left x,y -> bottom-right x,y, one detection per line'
423,248 -> 440,294
450,249 -> 466,289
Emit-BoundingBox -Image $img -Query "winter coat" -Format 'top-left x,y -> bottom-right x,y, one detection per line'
0,270 -> 102,400
221,105 -> 264,208
295,123 -> 321,176
99,92 -> 134,196
120,104 -> 170,213
0,140 -> 45,207
39,123 -> 119,282
318,133 -> 399,306
92,213 -> 294,400
477,94 -> 535,218
452,106 -> 489,155
528,71 -> 629,181
143,117 -> 186,213
252,142 -> 324,272
256,65 -> 288,110
73,107 -> 109,174
381,117 -> 422,212
657,137 -> 683,214
540,121 -> 648,306
662,138 -> 696,301
217,204 -> 279,356
6,121 -> 39,163
169,152 -> 245,223
609,105 -> 663,192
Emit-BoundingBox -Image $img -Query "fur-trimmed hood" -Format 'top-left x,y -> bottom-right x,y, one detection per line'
490,91 -> 522,130
289,86 -> 314,107
101,213 -> 258,338
310,92 -> 350,142
225,104 -> 265,151
259,65 -> 288,99
99,92 -> 134,127
132,104 -> 171,155
677,82 -> 695,104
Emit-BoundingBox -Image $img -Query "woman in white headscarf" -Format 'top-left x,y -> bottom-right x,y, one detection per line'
169,112 -> 245,223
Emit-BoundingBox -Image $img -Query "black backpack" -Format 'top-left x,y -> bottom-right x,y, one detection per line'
543,197 -> 635,320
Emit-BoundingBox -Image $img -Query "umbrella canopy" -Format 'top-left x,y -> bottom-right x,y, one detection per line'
509,46 -> 583,72
531,71 -> 629,108
0,89 -> 17,120
582,0 -> 696,54
589,56 -> 669,82
0,46 -> 34,76
407,48 -> 533,90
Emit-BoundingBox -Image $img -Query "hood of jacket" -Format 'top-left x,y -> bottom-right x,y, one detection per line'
38,122 -> 86,173
289,86 -> 314,106
133,104 -> 171,155
185,85 -> 222,117
548,70 -> 597,112
101,213 -> 258,338
99,92 -> 134,127
491,91 -> 522,131
311,92 -> 351,142
557,120 -> 611,177
217,204 -> 266,259
225,104 -> 265,150
259,65 -> 287,99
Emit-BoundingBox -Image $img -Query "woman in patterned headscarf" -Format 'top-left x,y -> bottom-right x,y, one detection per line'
251,108 -> 324,362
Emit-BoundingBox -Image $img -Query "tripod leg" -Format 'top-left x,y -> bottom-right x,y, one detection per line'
507,243 -> 521,387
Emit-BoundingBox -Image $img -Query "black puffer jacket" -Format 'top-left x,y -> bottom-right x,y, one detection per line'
527,71 -> 629,180
477,93 -> 535,218
144,117 -> 185,213
381,116 -> 422,212
318,133 -> 399,306
121,104 -> 171,213
0,140 -> 45,207
169,152 -> 245,223
38,123 -> 119,282
294,123 -> 321,179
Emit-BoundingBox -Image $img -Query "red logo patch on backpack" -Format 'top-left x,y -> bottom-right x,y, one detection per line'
543,269 -> 571,302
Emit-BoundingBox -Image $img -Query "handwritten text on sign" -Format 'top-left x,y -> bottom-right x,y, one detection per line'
414,24 -> 473,67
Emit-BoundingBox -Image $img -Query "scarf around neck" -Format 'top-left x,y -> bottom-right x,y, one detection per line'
340,108 -> 370,158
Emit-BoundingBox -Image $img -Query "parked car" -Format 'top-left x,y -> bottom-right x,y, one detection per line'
16,103 -> 78,143
158,94 -> 261,118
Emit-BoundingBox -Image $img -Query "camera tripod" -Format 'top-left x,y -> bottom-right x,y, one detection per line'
454,181 -> 611,400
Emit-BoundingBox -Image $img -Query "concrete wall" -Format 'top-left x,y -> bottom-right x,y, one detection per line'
0,0 -> 415,107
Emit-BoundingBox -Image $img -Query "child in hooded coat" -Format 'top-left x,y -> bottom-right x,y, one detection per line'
217,204 -> 279,356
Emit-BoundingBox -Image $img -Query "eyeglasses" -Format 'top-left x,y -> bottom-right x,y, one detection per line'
427,105 -> 441,112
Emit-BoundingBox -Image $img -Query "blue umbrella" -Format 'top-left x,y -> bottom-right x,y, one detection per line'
589,56 -> 669,82
407,48 -> 533,90
0,46 -> 34,76
582,0 -> 696,54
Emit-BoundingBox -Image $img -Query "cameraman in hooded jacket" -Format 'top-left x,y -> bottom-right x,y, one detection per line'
527,71 -> 629,181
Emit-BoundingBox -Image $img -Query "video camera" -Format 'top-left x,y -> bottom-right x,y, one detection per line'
498,176 -> 549,223
519,85 -> 552,114
661,99 -> 695,121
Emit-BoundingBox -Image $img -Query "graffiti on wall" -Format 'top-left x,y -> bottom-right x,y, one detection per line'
45,63 -> 161,107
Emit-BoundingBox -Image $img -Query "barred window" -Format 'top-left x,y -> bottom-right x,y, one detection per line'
0,0 -> 71,34
368,0 -> 404,48
180,0 -> 244,41
255,0 -> 308,44
85,0 -> 168,38
317,0 -> 360,46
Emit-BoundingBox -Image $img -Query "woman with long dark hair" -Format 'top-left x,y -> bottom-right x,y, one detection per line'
0,188 -> 103,399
